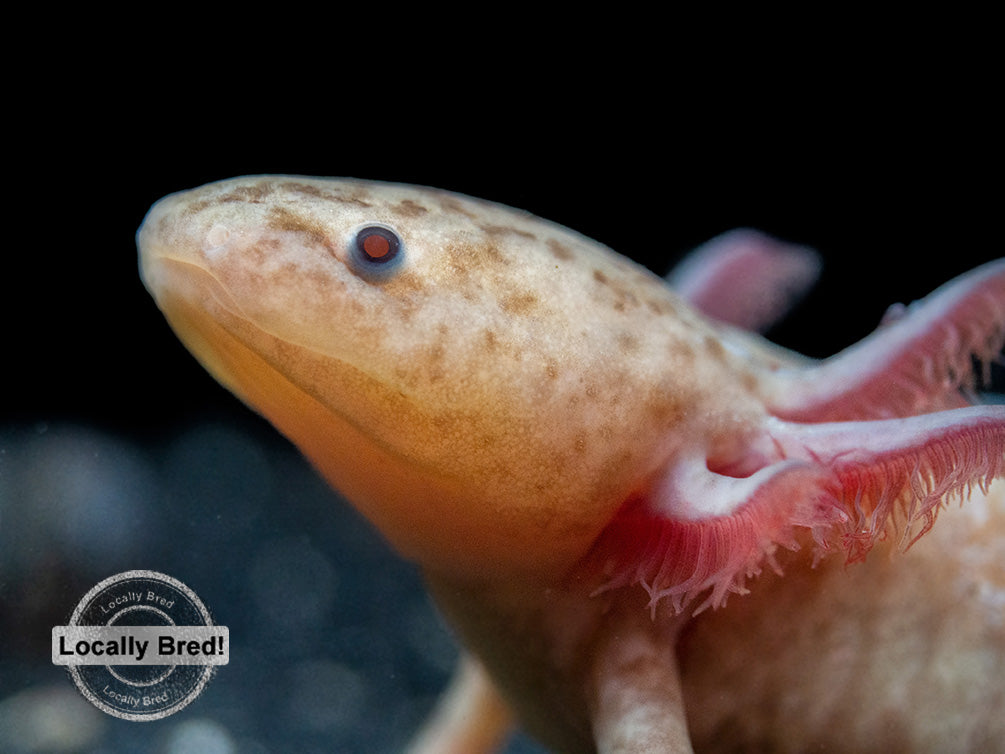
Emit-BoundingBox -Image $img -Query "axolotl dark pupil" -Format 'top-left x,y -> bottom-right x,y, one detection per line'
355,226 -> 401,264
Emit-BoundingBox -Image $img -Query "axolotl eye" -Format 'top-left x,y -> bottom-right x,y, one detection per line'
350,225 -> 404,280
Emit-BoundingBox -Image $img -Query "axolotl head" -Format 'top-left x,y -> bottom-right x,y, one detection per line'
138,176 -> 741,580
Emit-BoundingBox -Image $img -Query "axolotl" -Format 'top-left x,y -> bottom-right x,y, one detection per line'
138,176 -> 1005,753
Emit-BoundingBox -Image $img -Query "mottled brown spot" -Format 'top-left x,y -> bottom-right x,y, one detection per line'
703,334 -> 727,363
437,196 -> 478,219
647,297 -> 676,316
266,207 -> 330,248
480,224 -> 537,240
443,252 -> 473,283
482,329 -> 499,352
281,182 -> 373,208
643,390 -> 686,427
394,199 -> 428,217
545,362 -> 559,379
740,371 -> 758,393
283,182 -> 327,198
334,189 -> 374,208
547,238 -> 575,261
500,292 -> 540,315
484,245 -> 510,267
451,244 -> 512,276
617,332 -> 639,353
614,290 -> 641,313
590,267 -> 644,314
181,199 -> 212,216
422,341 -> 447,383
670,339 -> 696,362
218,183 -> 276,204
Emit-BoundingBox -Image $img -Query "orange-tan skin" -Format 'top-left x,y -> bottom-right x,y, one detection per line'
139,177 -> 1004,753
138,177 -> 775,583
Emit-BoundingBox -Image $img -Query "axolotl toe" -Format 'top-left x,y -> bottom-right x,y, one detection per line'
138,176 -> 1005,753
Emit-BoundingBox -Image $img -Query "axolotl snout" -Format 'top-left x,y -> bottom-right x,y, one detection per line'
139,176 -> 1005,753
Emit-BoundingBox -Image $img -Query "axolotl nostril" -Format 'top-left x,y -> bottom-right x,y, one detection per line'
138,176 -> 1005,753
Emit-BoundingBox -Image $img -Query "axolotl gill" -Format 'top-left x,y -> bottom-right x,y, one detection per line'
138,176 -> 1005,753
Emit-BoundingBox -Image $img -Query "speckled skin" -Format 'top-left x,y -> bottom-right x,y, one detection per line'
137,177 -> 771,582
139,176 -> 1005,753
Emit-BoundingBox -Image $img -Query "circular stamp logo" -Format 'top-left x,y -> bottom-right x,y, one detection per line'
52,570 -> 228,721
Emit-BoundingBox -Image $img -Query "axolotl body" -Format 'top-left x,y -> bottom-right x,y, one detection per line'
138,176 -> 1005,753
